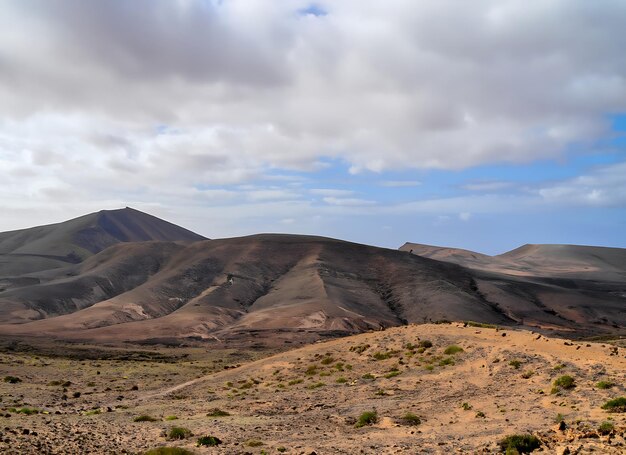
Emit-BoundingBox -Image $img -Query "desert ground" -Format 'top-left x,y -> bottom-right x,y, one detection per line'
1,323 -> 624,454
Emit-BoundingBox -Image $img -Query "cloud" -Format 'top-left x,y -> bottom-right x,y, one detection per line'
463,181 -> 515,191
537,161 -> 626,206
309,188 -> 355,196
379,180 -> 421,187
322,197 -> 376,206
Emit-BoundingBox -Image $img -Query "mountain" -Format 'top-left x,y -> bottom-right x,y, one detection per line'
0,207 -> 206,278
400,242 -> 626,281
0,233 -> 624,342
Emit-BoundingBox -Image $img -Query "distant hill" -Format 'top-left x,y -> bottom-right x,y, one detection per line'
400,242 -> 626,282
0,207 -> 206,277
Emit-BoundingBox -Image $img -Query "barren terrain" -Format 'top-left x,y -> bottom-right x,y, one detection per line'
1,324 -> 624,454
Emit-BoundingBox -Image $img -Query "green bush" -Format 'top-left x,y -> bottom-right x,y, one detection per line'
167,427 -> 192,440
372,351 -> 395,360
206,408 -> 230,417
361,373 -> 375,380
598,421 -> 614,435
439,357 -> 455,366
509,360 -> 522,369
143,448 -> 196,455
307,382 -> 325,389
3,376 -> 21,384
196,435 -> 222,446
418,340 -> 433,349
461,402 -> 472,411
320,356 -> 334,365
336,377 -> 348,384
444,345 -> 463,355
400,412 -> 421,425
165,415 -> 178,421
349,344 -> 370,354
246,439 -> 263,447
554,375 -> 575,390
355,410 -> 378,428
475,411 -> 486,418
601,397 -> 626,412
384,370 -> 401,379
498,434 -> 541,453
521,370 -> 534,379
134,415 -> 159,422
596,380 -> 615,389
11,407 -> 39,415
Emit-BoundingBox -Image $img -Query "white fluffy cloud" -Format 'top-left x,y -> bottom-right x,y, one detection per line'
0,0 -> 625,235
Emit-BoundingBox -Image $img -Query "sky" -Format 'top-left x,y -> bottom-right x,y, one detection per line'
1,0 -> 625,254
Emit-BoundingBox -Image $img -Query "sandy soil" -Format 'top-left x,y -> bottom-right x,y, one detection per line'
0,324 -> 624,454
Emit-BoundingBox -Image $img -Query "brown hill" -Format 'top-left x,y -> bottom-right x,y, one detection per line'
400,242 -> 626,281
1,234 -> 624,342
0,207 -> 205,279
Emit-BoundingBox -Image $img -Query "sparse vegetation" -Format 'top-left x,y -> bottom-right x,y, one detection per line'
372,351 -> 396,360
196,435 -> 222,447
165,415 -> 178,421
320,356 -> 334,365
246,439 -> 263,447
521,370 -> 534,379
439,357 -> 454,366
462,402 -> 472,411
288,378 -> 303,385
475,411 -> 486,418
355,410 -> 378,428
554,413 -> 565,423
9,407 -> 39,415
598,421 -> 614,435
134,415 -> 159,422
305,365 -> 318,375
349,344 -> 370,354
596,380 -> 615,389
143,448 -> 196,455
418,340 -> 433,349
444,345 -> 463,355
206,408 -> 230,417
336,377 -> 348,383
400,412 -> 421,425
601,397 -> 626,412
307,382 -> 325,389
553,375 -> 575,390
498,434 -> 541,453
509,360 -> 522,369
3,376 -> 21,384
361,373 -> 375,380
384,370 -> 401,378
167,427 -> 193,440
465,321 -> 497,329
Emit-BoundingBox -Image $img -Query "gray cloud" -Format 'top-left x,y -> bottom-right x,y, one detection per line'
0,1 -> 625,234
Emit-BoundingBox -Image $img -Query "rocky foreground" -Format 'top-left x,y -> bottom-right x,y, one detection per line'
0,323 -> 624,454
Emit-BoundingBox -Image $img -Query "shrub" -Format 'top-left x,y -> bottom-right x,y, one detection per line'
554,413 -> 565,423
596,380 -> 615,389
444,345 -> 463,355
418,340 -> 433,349
598,421 -> 614,435
143,448 -> 196,455
521,370 -> 535,379
350,344 -> 370,354
400,412 -> 421,425
384,370 -> 401,379
475,411 -> 485,418
465,321 -> 497,329
509,360 -> 522,370
307,382 -> 325,389
196,435 -> 222,446
167,427 -> 192,440
12,407 -> 39,415
320,357 -> 334,365
206,408 -> 230,417
439,357 -> 455,366
3,376 -> 21,384
288,379 -> 303,386
336,377 -> 348,384
85,409 -> 101,416
305,365 -> 318,375
498,434 -> 541,453
246,439 -> 263,447
553,363 -> 565,370
355,410 -> 378,428
372,351 -> 394,360
554,375 -> 575,390
461,402 -> 472,411
601,397 -> 626,412
134,415 -> 159,422
361,373 -> 375,380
